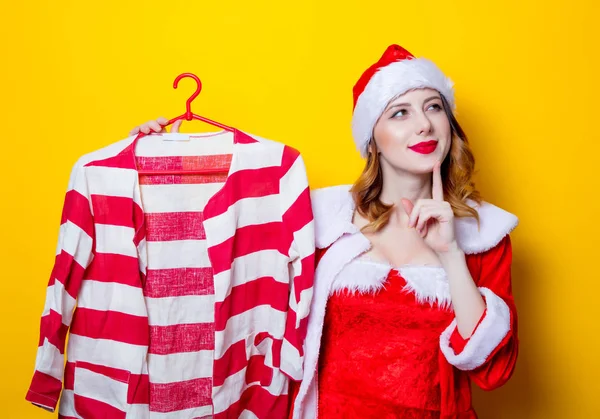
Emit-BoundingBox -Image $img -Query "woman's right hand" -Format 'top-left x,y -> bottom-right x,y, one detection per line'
129,117 -> 183,136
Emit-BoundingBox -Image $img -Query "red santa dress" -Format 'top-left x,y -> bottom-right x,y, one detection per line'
291,185 -> 519,419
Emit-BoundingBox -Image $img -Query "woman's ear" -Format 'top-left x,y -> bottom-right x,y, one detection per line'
368,138 -> 379,155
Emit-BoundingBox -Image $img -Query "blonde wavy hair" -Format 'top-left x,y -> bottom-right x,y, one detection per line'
351,95 -> 481,232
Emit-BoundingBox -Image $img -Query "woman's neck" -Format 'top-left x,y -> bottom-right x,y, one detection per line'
379,162 -> 432,206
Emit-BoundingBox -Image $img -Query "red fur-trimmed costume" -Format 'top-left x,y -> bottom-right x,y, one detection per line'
290,185 -> 519,418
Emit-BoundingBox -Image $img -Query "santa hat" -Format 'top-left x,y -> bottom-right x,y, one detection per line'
351,44 -> 455,157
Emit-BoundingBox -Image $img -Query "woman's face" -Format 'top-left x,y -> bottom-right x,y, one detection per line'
372,88 -> 452,174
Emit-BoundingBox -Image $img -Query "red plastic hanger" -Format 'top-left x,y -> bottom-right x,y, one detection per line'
134,72 -> 234,176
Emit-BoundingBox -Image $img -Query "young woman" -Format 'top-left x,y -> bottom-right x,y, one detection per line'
132,44 -> 519,418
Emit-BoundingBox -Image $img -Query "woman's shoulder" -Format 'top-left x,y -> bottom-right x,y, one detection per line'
455,200 -> 518,255
311,184 -> 354,205
310,185 -> 355,248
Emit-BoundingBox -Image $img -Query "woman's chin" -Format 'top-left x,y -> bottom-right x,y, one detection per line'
383,151 -> 445,175
402,158 -> 440,175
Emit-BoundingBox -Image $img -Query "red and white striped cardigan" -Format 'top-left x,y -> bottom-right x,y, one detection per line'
26,130 -> 315,418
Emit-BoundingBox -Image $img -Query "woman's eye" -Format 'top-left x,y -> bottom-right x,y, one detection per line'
392,109 -> 408,118
427,103 -> 442,111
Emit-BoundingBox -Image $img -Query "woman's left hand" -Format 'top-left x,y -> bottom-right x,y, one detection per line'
401,162 -> 458,254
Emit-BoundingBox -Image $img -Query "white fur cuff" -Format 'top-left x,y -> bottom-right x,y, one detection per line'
439,287 -> 511,371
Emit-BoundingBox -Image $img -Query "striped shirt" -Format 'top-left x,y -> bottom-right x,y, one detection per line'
140,132 -> 232,418
26,130 -> 315,419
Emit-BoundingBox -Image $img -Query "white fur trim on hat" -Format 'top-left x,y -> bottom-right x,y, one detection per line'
351,58 -> 455,157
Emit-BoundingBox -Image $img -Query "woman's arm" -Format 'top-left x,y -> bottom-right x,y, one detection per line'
439,244 -> 486,338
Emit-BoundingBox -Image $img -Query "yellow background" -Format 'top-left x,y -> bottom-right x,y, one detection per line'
2,0 -> 598,418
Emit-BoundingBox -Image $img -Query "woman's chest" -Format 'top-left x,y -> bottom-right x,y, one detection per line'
361,224 -> 441,268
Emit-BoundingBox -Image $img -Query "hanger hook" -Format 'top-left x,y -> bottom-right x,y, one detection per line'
173,73 -> 203,121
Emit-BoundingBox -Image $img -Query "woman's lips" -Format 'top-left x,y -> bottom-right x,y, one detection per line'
408,140 -> 438,154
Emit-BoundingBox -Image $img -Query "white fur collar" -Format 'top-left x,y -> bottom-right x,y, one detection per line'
311,185 -> 518,255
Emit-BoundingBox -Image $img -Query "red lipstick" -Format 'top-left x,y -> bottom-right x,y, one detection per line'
408,140 -> 438,154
